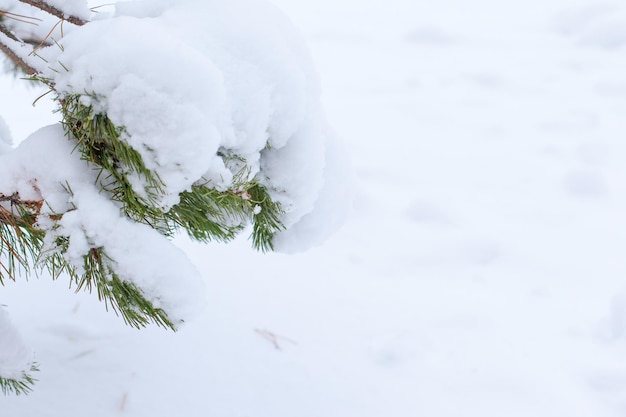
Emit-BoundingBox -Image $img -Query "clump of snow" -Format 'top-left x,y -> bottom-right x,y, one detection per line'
271,127 -> 354,252
0,307 -> 32,380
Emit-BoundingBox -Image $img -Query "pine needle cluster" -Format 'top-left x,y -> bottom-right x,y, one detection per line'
0,364 -> 38,395
77,247 -> 173,329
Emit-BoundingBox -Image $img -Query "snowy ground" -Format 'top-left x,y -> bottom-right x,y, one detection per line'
3,0 -> 626,415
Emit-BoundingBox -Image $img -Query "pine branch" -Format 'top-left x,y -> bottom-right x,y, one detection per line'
0,364 -> 38,395
18,0 -> 87,26
167,181 -> 284,250
0,0 -> 297,397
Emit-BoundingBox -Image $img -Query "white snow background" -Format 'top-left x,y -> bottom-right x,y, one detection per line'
3,0 -> 626,416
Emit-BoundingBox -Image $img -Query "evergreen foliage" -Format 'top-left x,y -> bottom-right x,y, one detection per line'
0,0 -> 289,394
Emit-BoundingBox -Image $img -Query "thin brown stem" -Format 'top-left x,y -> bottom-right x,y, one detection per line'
30,18 -> 60,55
0,10 -> 42,25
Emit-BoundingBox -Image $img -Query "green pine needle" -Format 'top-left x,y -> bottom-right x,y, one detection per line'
0,364 -> 39,396
0,197 -> 45,284
247,183 -> 285,252
74,247 -> 175,330
168,185 -> 247,243
36,234 -> 176,330
61,95 -> 167,225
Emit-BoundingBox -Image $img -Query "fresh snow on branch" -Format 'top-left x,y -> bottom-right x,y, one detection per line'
0,0 -> 351,393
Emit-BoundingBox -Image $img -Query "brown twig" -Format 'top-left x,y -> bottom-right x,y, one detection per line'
0,24 -> 38,74
0,192 -> 47,229
254,328 -> 297,350
0,192 -> 43,212
18,0 -> 87,26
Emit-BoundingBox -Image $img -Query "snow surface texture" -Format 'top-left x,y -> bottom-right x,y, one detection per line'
3,0 -> 626,415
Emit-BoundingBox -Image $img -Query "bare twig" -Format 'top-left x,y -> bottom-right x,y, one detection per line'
0,25 -> 38,74
18,0 -> 87,26
119,392 -> 128,412
254,328 -> 297,350
0,192 -> 44,216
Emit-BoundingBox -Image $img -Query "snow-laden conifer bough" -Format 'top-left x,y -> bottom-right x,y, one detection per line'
0,0 -> 352,394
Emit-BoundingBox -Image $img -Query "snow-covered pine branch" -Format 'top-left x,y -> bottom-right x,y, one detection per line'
0,0 -> 351,394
